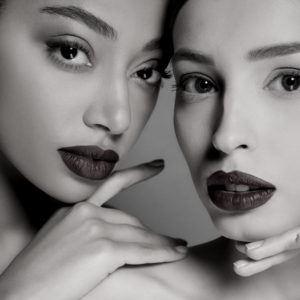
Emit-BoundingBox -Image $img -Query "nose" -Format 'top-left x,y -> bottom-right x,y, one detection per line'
83,77 -> 131,135
212,91 -> 258,155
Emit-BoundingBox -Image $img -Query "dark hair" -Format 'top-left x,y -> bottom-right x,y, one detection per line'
168,0 -> 189,31
163,0 -> 189,59
0,0 -> 6,15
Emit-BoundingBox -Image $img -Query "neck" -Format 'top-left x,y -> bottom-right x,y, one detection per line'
0,152 -> 63,230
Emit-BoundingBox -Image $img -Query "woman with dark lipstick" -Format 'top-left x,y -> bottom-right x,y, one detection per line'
0,0 -> 188,299
82,0 -> 300,299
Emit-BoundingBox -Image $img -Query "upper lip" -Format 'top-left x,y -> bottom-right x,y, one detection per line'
58,145 -> 119,162
207,170 -> 276,189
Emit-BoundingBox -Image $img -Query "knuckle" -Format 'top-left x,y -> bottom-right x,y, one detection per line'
138,228 -> 152,240
129,215 -> 144,227
84,219 -> 106,238
72,202 -> 94,219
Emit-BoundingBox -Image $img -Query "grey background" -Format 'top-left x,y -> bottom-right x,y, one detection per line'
109,80 -> 219,246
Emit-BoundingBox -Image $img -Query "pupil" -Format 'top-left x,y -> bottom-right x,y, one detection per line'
282,75 -> 300,91
61,47 -> 78,60
195,79 -> 213,93
137,68 -> 153,80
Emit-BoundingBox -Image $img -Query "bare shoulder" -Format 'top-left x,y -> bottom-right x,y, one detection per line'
82,237 -> 232,300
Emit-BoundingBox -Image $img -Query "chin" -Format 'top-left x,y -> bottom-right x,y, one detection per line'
210,213 -> 279,243
33,174 -> 101,203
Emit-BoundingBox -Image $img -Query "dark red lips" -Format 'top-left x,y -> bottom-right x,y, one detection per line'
58,146 -> 119,181
207,171 -> 276,211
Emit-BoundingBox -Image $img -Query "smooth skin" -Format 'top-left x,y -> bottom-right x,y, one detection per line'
0,1 -> 187,299
173,0 -> 300,297
79,0 -> 300,299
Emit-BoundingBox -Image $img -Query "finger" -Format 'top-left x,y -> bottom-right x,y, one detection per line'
233,248 -> 300,277
113,241 -> 188,267
244,230 -> 300,261
95,206 -> 149,229
70,202 -> 149,230
87,160 -> 164,206
235,241 -> 247,254
103,222 -> 187,248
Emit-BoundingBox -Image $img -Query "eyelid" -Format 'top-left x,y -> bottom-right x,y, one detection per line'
131,60 -> 164,88
45,35 -> 94,71
136,59 -> 161,72
174,72 -> 218,92
46,34 -> 95,58
264,67 -> 300,90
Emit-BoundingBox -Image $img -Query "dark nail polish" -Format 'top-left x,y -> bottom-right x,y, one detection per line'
146,159 -> 165,168
175,238 -> 188,247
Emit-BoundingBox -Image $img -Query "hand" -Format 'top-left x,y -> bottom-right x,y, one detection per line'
233,228 -> 300,277
0,160 -> 188,300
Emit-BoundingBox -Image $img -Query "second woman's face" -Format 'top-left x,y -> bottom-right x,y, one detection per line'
173,0 -> 300,241
0,0 -> 169,202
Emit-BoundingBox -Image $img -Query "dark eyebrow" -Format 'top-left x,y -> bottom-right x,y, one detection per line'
247,42 -> 300,61
142,38 -> 164,52
40,6 -> 117,40
171,48 -> 214,65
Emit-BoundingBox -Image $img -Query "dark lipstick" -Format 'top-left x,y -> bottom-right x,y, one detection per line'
58,146 -> 119,180
207,171 -> 276,211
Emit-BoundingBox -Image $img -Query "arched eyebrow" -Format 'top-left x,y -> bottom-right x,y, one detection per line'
40,6 -> 117,40
247,42 -> 300,61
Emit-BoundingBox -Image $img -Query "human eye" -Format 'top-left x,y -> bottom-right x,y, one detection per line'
265,68 -> 300,98
132,60 -> 171,88
174,73 -> 217,95
46,35 -> 93,72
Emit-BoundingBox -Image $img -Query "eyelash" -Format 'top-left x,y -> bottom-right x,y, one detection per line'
134,62 -> 172,89
45,37 -> 172,85
46,38 -> 93,71
266,69 -> 300,87
161,69 -> 172,79
172,73 -> 217,92
173,69 -> 300,96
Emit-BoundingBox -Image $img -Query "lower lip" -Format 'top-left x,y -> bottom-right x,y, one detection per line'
58,151 -> 116,180
208,189 -> 276,211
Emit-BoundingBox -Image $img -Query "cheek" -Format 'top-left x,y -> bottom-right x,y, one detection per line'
174,95 -> 218,174
120,85 -> 158,157
0,34 -> 98,201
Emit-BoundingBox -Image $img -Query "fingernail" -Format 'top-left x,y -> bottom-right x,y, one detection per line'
175,246 -> 188,254
146,159 -> 165,168
233,260 -> 249,269
175,238 -> 188,247
246,240 -> 264,250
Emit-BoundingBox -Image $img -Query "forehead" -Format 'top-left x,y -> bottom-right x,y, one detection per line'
173,0 -> 300,57
5,0 -> 168,42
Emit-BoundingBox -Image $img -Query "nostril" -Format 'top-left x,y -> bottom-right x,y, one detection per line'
94,124 -> 110,131
241,145 -> 247,149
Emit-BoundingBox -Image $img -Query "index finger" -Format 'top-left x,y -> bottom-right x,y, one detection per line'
87,160 -> 164,206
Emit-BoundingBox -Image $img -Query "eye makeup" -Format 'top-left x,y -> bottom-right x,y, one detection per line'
173,72 -> 218,93
132,60 -> 172,89
264,68 -> 300,98
45,35 -> 94,72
